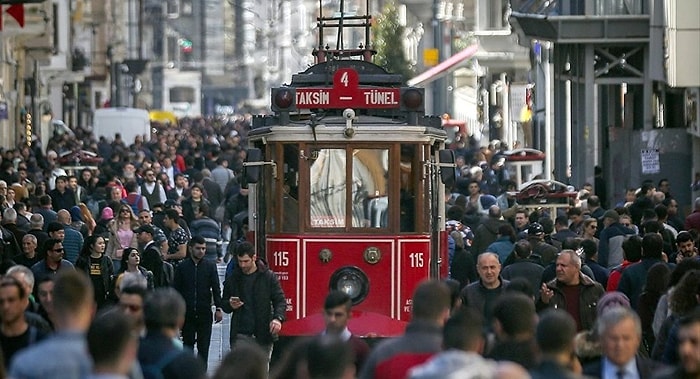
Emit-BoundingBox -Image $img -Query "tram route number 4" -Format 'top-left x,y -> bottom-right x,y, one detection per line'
295,68 -> 401,109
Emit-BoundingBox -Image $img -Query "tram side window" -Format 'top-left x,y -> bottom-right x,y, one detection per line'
400,145 -> 416,232
309,149 -> 347,228
352,149 -> 389,228
281,144 -> 299,233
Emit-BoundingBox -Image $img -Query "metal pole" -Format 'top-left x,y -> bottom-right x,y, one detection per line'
544,42 -> 554,179
432,0 -> 443,115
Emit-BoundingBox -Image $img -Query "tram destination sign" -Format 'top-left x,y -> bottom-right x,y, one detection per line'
295,68 -> 401,109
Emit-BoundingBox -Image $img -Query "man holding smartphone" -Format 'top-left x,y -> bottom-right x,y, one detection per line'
221,241 -> 286,362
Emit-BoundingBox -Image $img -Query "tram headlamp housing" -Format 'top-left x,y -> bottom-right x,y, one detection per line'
329,267 -> 369,305
271,88 -> 296,112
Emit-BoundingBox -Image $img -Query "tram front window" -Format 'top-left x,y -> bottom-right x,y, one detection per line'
353,149 -> 388,228
310,149 -> 347,228
308,148 -> 389,229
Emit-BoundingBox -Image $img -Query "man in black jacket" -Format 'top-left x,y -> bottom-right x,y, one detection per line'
222,241 -> 286,360
173,236 -> 223,368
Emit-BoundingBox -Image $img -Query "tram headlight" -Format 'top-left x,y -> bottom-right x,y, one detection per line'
400,88 -> 424,112
271,87 -> 296,112
329,267 -> 369,305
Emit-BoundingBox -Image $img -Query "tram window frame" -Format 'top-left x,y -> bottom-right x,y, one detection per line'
280,144 -> 300,233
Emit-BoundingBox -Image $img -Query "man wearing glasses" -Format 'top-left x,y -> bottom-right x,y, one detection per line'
30,238 -> 75,283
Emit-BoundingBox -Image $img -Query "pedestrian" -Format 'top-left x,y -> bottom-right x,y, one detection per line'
31,238 -> 75,283
529,309 -> 586,379
105,204 -> 140,273
173,236 -> 223,367
222,241 -> 286,362
321,290 -> 370,372
85,309 -> 140,379
9,271 -> 95,378
75,235 -> 114,309
138,288 -> 206,379
359,280 -> 451,379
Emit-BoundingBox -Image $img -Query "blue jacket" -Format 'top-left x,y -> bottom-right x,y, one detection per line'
486,236 -> 514,263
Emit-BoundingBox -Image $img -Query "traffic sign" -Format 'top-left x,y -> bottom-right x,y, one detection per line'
294,68 -> 401,109
0,4 -> 24,30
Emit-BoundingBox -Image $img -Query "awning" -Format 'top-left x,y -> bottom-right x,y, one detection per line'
407,44 -> 479,87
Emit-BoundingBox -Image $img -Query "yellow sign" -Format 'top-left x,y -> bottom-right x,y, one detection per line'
423,48 -> 439,67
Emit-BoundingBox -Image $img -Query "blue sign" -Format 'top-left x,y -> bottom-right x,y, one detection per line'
0,102 -> 7,120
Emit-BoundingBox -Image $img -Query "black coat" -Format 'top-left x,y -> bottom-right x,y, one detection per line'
221,260 -> 286,346
173,257 -> 222,314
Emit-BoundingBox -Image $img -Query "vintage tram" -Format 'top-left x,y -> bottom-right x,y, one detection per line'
242,5 -> 455,339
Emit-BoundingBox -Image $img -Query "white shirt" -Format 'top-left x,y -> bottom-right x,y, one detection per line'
602,356 -> 639,379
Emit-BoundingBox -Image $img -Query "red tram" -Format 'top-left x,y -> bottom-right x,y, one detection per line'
242,6 -> 455,339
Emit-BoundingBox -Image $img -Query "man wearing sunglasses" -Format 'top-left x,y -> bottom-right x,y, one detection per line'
30,238 -> 75,283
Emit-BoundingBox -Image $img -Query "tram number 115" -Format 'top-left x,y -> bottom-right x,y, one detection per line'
409,253 -> 424,268
274,251 -> 289,267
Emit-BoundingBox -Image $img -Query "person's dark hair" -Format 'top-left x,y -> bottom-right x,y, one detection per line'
411,280 -> 451,320
498,224 -> 516,242
39,195 -> 51,207
118,247 -> 140,273
0,276 -> 27,299
536,309 -> 577,355
588,196 -> 600,207
677,231 -> 694,245
443,307 -> 484,350
41,238 -> 63,256
538,217 -> 555,234
580,239 -> 598,259
505,277 -> 535,299
642,233 -> 663,259
164,208 -> 179,222
446,205 -> 465,222
235,241 -> 256,258
87,308 -> 136,368
655,204 -> 669,220
306,335 -> 355,379
669,259 -> 700,288
641,220 -> 662,235
567,207 -> 582,217
80,235 -> 105,258
643,262 -> 671,298
213,341 -> 268,379
188,235 -> 206,247
324,290 -> 352,312
270,338 -> 313,379
124,180 -> 138,193
513,240 -> 532,259
120,283 -> 147,299
622,235 -> 643,262
555,215 -> 569,228
443,278 -> 462,310
669,270 -> 700,316
640,183 -> 655,197
144,287 -> 186,330
562,237 -> 583,251
493,292 -> 536,337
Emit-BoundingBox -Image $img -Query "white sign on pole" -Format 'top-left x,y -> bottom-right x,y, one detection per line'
641,149 -> 660,174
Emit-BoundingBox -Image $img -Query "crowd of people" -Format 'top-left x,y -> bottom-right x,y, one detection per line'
3,114 -> 700,378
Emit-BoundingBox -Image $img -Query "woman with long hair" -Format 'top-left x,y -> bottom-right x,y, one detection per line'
105,204 -> 140,272
114,247 -> 154,292
75,235 -> 114,309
